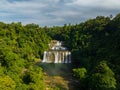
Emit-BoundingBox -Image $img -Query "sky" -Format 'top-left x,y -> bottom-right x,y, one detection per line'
0,0 -> 120,26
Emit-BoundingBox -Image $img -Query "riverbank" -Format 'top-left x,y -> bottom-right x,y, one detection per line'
38,63 -> 80,90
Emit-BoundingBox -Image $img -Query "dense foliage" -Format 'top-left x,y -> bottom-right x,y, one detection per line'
0,23 -> 50,90
0,13 -> 120,90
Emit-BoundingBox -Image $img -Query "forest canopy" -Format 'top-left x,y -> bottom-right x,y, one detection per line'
0,13 -> 120,90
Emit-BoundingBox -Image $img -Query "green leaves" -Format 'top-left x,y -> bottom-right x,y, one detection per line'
0,22 -> 51,89
89,62 -> 117,90
0,76 -> 16,90
73,68 -> 87,80
23,66 -> 45,90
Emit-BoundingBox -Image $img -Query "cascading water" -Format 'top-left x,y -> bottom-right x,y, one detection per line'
42,40 -> 71,63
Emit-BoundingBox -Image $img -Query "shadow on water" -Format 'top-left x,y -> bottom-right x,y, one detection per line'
36,62 -> 80,90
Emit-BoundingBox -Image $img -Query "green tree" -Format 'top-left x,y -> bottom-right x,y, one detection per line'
23,66 -> 45,90
88,62 -> 117,90
73,68 -> 87,89
73,68 -> 87,80
0,76 -> 16,90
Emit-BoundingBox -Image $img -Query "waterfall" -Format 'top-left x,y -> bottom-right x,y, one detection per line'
62,52 -> 65,63
42,41 -> 71,63
54,51 -> 58,63
43,51 -> 47,62
64,52 -> 68,63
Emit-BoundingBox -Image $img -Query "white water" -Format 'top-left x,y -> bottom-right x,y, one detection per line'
42,41 -> 71,63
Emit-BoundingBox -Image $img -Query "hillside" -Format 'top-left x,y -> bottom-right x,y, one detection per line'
0,13 -> 120,89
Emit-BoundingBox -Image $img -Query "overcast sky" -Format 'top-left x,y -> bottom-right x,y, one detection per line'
0,0 -> 120,26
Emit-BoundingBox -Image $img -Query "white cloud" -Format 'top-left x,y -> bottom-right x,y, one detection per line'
0,0 -> 120,26
69,0 -> 120,10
